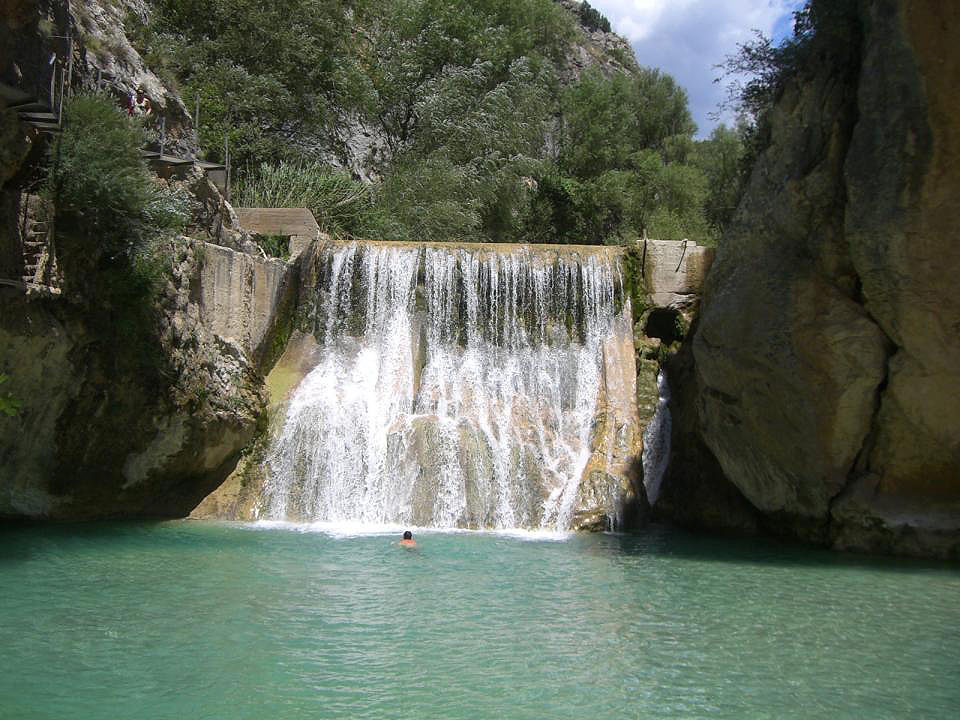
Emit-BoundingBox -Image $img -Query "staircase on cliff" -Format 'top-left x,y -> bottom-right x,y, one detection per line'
0,83 -> 62,135
18,195 -> 61,296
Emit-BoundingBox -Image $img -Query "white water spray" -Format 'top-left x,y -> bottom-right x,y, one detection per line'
642,370 -> 672,504
261,242 -> 629,530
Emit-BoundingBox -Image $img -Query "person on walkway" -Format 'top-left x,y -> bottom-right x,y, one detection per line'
129,86 -> 152,117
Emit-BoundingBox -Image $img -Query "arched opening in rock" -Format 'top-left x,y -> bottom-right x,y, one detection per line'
644,308 -> 684,344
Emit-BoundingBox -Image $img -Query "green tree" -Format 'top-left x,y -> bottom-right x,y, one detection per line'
578,2 -> 611,33
559,67 -> 696,178
691,122 -> 748,238
374,56 -> 549,243
361,0 -> 571,156
145,0 -> 370,166
526,67 -> 708,243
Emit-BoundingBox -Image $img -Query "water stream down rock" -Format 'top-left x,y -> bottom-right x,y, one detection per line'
248,241 -> 647,531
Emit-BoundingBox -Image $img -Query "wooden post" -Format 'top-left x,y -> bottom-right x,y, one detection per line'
57,66 -> 65,125
225,136 -> 231,202
49,58 -> 56,109
66,37 -> 73,97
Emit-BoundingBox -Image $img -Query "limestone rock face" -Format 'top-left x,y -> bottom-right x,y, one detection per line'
571,304 -> 649,530
675,0 -> 960,558
0,236 -> 307,519
70,0 -> 197,157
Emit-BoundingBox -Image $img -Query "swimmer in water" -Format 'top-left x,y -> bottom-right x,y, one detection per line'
399,530 -> 416,548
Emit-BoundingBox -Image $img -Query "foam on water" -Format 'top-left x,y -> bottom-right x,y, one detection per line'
244,519 -> 571,542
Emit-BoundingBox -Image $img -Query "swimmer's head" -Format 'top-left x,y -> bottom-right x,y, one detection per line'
403,531 -> 412,540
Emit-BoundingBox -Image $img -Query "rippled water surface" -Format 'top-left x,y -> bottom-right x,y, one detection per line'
1,522 -> 957,719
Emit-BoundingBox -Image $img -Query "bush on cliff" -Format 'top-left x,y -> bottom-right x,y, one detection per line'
578,2 -> 611,33
43,93 -> 191,374
717,0 -> 860,162
45,93 -> 189,284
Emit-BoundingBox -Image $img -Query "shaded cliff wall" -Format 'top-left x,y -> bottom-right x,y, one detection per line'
0,237 -> 302,519
664,0 -> 960,558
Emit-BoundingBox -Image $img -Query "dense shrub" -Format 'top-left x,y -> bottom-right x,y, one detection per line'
47,93 -> 153,252
43,89 -> 190,369
45,93 -> 189,274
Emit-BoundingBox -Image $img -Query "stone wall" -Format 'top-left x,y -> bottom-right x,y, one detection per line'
198,242 -> 299,371
234,208 -> 320,261
638,239 -> 714,310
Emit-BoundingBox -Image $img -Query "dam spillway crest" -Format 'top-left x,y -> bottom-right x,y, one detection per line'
260,242 -> 643,531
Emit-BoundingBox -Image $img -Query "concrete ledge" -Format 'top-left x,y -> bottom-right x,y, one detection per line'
235,208 -> 320,260
639,239 -> 715,308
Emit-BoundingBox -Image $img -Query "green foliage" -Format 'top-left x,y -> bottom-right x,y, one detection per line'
0,374 -> 20,417
621,245 -> 648,324
578,2 -> 611,33
253,235 -> 290,260
364,0 -> 573,153
384,57 -> 549,242
691,122 -> 749,240
513,67 -> 708,244
43,93 -> 191,374
376,157 -> 483,242
45,93 -> 190,276
46,93 -> 152,254
140,0 -> 728,245
144,0 -> 370,166
234,161 -> 374,237
560,67 -> 696,178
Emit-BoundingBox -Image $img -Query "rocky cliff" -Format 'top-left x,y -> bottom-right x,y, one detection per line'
662,0 -> 960,559
0,0 -> 291,519
0,228 -> 304,519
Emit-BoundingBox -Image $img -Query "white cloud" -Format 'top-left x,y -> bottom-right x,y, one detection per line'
587,0 -> 797,137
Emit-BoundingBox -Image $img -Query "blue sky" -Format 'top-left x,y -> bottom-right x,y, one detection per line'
588,1 -> 803,138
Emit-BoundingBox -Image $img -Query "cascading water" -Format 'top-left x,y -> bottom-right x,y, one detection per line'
261,242 -> 634,530
641,370 -> 672,504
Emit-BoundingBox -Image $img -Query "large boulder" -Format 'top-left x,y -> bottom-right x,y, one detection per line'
675,0 -> 960,558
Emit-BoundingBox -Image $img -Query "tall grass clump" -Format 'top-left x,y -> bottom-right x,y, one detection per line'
235,161 -> 383,238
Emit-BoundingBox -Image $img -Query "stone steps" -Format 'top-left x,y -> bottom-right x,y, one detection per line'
16,193 -> 61,294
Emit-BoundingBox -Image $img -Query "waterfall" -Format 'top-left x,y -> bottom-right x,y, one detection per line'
641,370 -> 672,504
260,241 -> 635,531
